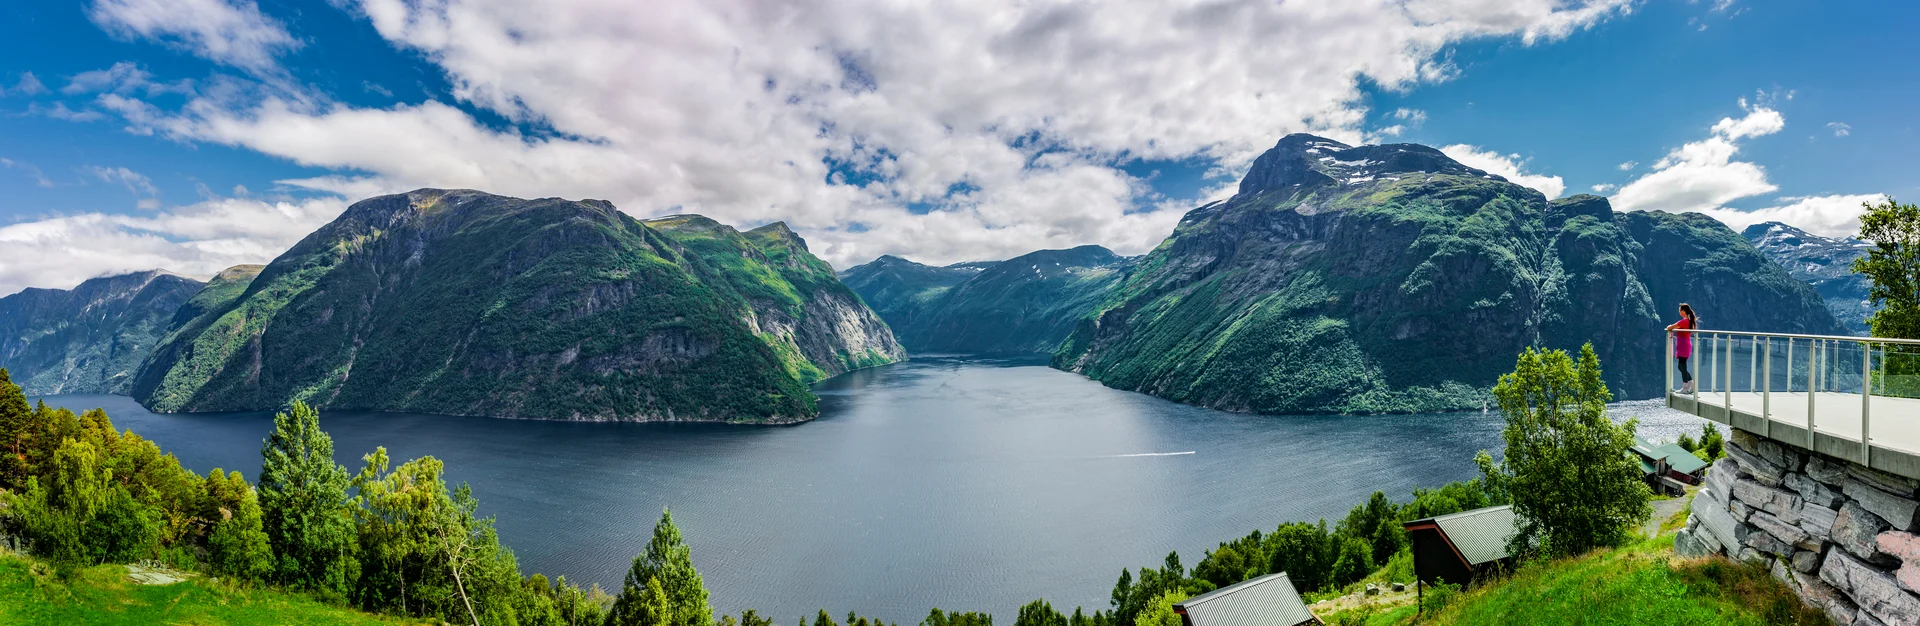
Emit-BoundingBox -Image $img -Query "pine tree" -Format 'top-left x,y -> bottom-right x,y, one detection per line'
608,509 -> 711,626
0,368 -> 35,489
258,400 -> 359,598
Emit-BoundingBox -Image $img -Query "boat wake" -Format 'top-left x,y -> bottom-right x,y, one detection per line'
1101,451 -> 1195,458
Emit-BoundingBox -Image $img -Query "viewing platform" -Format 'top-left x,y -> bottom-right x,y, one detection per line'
1664,329 -> 1920,480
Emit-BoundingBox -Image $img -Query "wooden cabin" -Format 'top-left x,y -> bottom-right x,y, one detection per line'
1172,572 -> 1320,626
1402,505 -> 1518,589
1629,437 -> 1708,496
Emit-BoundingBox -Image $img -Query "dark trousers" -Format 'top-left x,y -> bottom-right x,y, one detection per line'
1676,356 -> 1692,384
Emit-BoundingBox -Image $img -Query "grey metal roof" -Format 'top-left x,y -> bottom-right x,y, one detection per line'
1174,572 -> 1316,626
1429,505 -> 1518,566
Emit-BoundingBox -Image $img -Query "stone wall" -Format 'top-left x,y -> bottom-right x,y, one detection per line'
1676,429 -> 1920,625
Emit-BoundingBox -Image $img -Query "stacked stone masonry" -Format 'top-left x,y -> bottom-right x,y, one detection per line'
1676,429 -> 1920,625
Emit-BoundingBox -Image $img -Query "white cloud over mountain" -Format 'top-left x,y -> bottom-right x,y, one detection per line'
1439,144 -> 1566,199
1611,98 -> 1881,238
0,0 -> 1635,295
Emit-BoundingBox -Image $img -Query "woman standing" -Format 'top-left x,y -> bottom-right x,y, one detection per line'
1666,304 -> 1699,394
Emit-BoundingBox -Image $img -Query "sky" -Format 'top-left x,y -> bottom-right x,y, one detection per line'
0,0 -> 1915,295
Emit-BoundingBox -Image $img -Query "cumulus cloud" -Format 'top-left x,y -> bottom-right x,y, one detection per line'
1828,122 -> 1851,137
1618,160 -> 1637,170
1611,99 -> 1783,213
4,72 -> 48,96
87,0 -> 298,73
0,195 -> 346,294
50,0 -> 1633,277
1699,194 -> 1887,238
1439,144 -> 1566,198
1591,183 -> 1616,193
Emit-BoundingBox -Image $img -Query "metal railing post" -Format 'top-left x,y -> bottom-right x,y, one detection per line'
1666,331 -> 1675,395
1750,337 -> 1757,392
1809,338 -> 1818,449
1863,341 -> 1873,466
1763,337 -> 1771,437
1725,332 -> 1733,408
1787,338 -> 1794,393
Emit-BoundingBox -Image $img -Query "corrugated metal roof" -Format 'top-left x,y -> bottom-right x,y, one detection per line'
1174,572 -> 1316,626
1430,505 -> 1518,566
1652,443 -> 1708,475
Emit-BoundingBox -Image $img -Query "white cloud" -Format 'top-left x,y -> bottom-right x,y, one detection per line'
67,0 -> 1632,273
1828,122 -> 1851,137
1439,144 -> 1566,198
1699,194 -> 1887,238
83,165 -> 160,198
1391,108 -> 1427,123
1617,160 -> 1637,170
87,0 -> 298,73
0,158 -> 54,188
28,102 -> 108,123
0,195 -> 346,295
1611,99 -> 1783,213
5,72 -> 48,96
1377,124 -> 1406,137
62,62 -> 193,96
1591,183 -> 1615,193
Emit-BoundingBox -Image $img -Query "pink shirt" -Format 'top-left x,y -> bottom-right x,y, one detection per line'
1674,318 -> 1694,358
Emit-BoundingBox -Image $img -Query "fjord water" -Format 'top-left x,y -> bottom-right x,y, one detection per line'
36,356 -> 1706,623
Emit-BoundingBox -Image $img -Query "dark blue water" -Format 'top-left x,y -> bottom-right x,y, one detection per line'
34,355 -> 1708,623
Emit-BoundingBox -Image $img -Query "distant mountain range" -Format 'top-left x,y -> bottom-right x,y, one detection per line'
0,140 -> 1868,419
1048,134 -> 1840,412
0,270 -> 204,394
840,245 -> 1129,354
0,190 -> 902,422
1742,221 -> 1874,335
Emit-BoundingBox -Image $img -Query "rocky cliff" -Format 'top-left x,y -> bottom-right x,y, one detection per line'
1053,134 -> 1841,414
0,271 -> 205,394
131,189 -> 902,422
1744,221 -> 1873,335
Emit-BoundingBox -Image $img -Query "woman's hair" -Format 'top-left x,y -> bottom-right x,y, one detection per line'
1679,303 -> 1697,323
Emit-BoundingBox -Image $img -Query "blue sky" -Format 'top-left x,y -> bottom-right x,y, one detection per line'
0,0 -> 1913,294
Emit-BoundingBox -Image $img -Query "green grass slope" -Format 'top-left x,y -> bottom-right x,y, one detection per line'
1054,134 -> 1840,415
0,551 -> 421,625
131,189 -> 897,423
0,271 -> 205,395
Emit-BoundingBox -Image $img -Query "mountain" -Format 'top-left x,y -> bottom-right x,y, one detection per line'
1742,221 -> 1873,335
836,255 -> 984,339
840,246 -> 1129,354
1053,134 -> 1842,414
0,271 -> 206,394
131,189 -> 902,422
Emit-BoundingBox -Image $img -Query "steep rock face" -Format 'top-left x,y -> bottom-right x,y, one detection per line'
1743,222 -> 1873,335
0,271 -> 205,394
1053,134 -> 1841,414
645,216 -> 904,382
836,255 -> 984,337
131,189 -> 901,422
903,246 -> 1129,354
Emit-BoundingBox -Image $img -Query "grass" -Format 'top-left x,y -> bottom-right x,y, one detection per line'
0,551 -> 421,625
1318,535 -> 1827,626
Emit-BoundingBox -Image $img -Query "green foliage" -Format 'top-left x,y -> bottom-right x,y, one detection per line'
1419,579 -> 1462,614
1855,196 -> 1920,339
920,608 -> 994,626
0,368 -> 33,488
1013,599 -> 1068,626
258,401 -> 360,599
1490,344 -> 1651,559
1129,591 -> 1188,626
6,439 -> 161,565
203,469 -> 274,579
608,509 -> 711,626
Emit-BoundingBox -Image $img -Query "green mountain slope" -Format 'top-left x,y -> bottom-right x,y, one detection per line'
1054,134 -> 1840,414
907,246 -> 1128,353
836,255 -> 984,339
130,189 -> 901,422
0,270 -> 205,394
